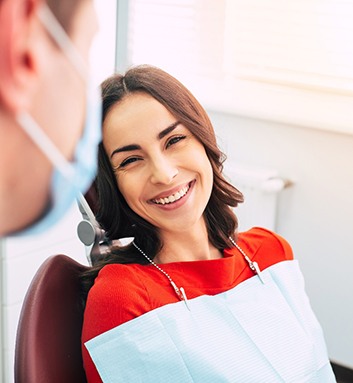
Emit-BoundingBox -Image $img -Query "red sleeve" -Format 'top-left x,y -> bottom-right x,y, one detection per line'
81,264 -> 151,383
231,227 -> 294,284
82,227 -> 294,381
250,227 -> 294,265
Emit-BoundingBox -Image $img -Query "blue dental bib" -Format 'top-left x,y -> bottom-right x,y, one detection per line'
86,261 -> 335,383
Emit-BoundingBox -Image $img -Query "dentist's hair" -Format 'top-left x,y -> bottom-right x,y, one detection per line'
81,65 -> 243,294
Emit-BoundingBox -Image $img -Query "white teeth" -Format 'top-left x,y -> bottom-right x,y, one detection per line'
153,184 -> 190,205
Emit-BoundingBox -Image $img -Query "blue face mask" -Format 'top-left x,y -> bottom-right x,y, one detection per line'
12,5 -> 102,236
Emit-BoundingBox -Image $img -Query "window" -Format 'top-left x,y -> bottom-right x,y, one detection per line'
91,0 -> 117,84
117,0 -> 353,135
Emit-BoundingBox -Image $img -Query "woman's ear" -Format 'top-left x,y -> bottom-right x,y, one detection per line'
0,0 -> 42,113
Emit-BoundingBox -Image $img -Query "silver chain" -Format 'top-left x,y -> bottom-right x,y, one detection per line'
132,241 -> 178,291
228,236 -> 253,266
229,236 -> 265,284
132,236 -> 265,311
132,241 -> 190,310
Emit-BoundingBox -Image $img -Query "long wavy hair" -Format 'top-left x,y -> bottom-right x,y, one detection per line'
81,65 -> 244,295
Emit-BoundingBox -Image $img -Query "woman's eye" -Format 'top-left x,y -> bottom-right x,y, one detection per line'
119,157 -> 140,168
166,135 -> 186,148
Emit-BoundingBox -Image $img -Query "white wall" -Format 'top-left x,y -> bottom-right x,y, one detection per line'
210,110 -> 353,368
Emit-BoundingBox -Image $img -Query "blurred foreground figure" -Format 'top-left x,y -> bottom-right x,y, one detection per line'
0,0 -> 101,237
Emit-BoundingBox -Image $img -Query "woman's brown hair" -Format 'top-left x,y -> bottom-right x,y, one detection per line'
81,65 -> 243,295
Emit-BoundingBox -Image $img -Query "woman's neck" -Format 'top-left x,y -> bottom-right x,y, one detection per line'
155,222 -> 222,264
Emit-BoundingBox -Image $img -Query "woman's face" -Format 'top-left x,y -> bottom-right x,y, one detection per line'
103,92 -> 213,235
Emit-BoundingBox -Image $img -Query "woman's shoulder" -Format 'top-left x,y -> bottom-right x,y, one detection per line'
237,227 -> 294,267
83,263 -> 151,339
87,263 -> 149,307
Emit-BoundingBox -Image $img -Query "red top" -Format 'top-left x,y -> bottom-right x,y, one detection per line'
82,227 -> 293,382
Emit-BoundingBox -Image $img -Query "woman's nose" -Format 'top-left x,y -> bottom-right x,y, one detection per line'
149,157 -> 178,185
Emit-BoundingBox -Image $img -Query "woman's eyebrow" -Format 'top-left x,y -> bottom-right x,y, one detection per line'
110,121 -> 181,159
110,144 -> 141,159
158,121 -> 180,140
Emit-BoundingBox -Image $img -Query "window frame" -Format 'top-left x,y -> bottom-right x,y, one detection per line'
116,0 -> 353,136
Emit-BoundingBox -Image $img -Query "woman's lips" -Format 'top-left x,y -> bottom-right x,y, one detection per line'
149,180 -> 194,206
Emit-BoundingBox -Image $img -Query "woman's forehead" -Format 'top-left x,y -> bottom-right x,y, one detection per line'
103,93 -> 179,149
105,93 -> 174,127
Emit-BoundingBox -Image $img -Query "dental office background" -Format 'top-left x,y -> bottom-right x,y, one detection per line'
1,0 -> 353,381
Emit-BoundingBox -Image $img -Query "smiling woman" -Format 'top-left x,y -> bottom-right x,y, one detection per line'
104,92 -> 214,246
92,66 -> 243,255
80,65 -> 336,383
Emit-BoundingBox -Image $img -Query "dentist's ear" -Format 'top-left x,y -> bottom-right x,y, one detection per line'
0,0 -> 41,113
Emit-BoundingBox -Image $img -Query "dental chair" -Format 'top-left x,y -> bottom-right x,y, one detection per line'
14,254 -> 89,383
14,189 -> 105,383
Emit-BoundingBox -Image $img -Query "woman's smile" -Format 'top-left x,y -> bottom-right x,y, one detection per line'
150,180 -> 193,205
149,180 -> 195,210
103,92 -> 213,233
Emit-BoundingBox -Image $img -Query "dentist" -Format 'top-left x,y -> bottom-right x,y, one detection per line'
0,0 -> 102,236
